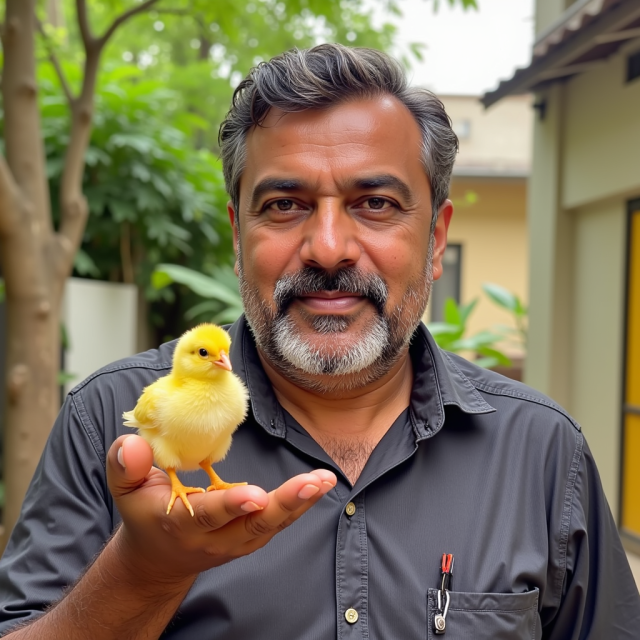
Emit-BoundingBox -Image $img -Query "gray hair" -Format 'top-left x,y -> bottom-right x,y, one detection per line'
219,43 -> 458,231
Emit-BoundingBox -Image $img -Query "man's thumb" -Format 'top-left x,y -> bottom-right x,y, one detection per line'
107,435 -> 154,498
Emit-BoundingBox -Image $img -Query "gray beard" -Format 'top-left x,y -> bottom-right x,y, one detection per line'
237,235 -> 434,393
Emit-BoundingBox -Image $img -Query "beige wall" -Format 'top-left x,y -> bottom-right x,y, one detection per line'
569,199 -> 627,509
562,43 -> 640,210
433,178 -> 529,355
441,95 -> 532,176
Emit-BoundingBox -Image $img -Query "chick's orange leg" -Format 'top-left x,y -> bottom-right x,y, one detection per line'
166,467 -> 205,516
199,462 -> 247,491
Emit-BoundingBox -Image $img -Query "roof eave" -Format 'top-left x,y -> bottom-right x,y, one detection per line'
482,0 -> 640,108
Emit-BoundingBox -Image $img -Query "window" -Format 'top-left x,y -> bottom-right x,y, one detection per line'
430,244 -> 462,322
627,50 -> 640,83
452,119 -> 471,140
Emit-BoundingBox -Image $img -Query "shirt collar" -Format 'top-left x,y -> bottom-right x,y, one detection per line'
227,316 -> 495,441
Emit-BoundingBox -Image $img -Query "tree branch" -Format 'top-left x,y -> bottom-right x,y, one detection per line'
55,0 -> 161,278
97,0 -> 161,48
75,0 -> 94,50
36,19 -> 75,106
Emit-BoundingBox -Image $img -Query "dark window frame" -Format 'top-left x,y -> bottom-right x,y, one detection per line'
429,243 -> 463,323
626,49 -> 640,84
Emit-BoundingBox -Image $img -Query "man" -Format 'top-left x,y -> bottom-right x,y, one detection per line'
0,44 -> 638,639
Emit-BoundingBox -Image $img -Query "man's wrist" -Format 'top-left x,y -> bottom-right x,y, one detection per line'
109,526 -> 198,596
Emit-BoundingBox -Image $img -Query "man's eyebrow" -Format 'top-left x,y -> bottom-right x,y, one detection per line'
343,174 -> 415,203
248,178 -> 305,210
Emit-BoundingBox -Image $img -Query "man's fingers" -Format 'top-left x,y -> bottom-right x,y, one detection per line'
189,484 -> 270,531
236,469 -> 336,540
107,435 -> 154,498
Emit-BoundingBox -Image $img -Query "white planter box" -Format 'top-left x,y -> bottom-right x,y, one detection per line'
62,278 -> 138,395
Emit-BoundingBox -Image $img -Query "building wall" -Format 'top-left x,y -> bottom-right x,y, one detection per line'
526,38 -> 640,512
562,45 -> 640,210
443,179 -> 529,352
441,94 -> 532,176
569,200 -> 627,509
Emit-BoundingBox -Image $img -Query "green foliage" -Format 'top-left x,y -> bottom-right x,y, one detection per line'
153,263 -> 243,325
50,0 -> 403,148
29,0 -> 478,341
34,60 -> 235,341
433,0 -> 478,10
428,283 -> 528,368
481,282 -> 528,348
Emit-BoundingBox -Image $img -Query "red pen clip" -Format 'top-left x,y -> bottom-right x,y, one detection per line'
435,553 -> 454,635
440,553 -> 454,592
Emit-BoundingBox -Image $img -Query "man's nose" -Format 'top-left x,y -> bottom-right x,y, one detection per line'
298,201 -> 361,270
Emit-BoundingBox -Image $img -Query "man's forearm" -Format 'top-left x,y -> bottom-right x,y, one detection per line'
3,530 -> 196,640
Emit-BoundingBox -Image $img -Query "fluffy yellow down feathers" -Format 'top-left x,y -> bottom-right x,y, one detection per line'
123,323 -> 249,516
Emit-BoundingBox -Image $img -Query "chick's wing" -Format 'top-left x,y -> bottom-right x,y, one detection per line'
122,375 -> 171,431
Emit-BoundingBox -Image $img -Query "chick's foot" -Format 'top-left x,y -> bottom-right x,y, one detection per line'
200,462 -> 248,491
166,467 -> 205,516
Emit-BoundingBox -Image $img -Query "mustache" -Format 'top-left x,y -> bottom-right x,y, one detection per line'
273,267 -> 388,315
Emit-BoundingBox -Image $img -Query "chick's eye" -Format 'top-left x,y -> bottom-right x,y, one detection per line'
198,348 -> 208,358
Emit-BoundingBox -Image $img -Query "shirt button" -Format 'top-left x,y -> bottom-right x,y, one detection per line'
345,608 -> 359,624
345,501 -> 356,516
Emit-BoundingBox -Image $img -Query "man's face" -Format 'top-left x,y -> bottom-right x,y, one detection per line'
229,96 -> 452,392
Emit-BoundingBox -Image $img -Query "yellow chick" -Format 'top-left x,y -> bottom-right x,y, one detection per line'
123,323 -> 249,516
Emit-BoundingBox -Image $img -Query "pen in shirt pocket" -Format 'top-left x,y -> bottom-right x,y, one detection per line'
434,553 -> 454,635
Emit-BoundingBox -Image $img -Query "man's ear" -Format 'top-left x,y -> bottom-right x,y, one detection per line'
431,199 -> 454,281
228,201 -> 240,277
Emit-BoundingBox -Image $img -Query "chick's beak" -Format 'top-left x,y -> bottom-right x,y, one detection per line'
213,351 -> 232,371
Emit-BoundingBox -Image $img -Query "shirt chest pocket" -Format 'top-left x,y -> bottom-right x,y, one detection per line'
427,588 -> 539,640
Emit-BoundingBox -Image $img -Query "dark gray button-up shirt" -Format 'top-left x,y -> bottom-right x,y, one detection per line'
1,318 -> 639,639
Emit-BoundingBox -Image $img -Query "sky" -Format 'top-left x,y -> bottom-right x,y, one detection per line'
384,0 -> 535,95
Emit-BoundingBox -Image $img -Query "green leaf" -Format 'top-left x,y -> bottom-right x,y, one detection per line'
57,370 -> 77,385
154,264 -> 242,307
482,283 -> 518,313
184,300 -> 222,321
451,331 -> 504,351
212,306 -> 244,324
458,298 -> 478,326
474,356 -> 501,369
426,322 -> 462,337
426,321 -> 464,350
151,270 -> 174,290
443,297 -> 462,326
73,249 -> 101,277
408,41 -> 426,62
60,322 -> 71,350
476,346 -> 512,367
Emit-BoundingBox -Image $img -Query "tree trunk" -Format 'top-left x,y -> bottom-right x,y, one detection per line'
2,299 -> 59,542
0,0 -> 61,550
0,0 -> 159,552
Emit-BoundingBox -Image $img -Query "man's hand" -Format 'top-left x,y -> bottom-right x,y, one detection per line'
108,434 -> 337,583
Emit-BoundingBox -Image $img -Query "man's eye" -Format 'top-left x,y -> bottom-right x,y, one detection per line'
274,199 -> 294,211
364,197 -> 389,210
